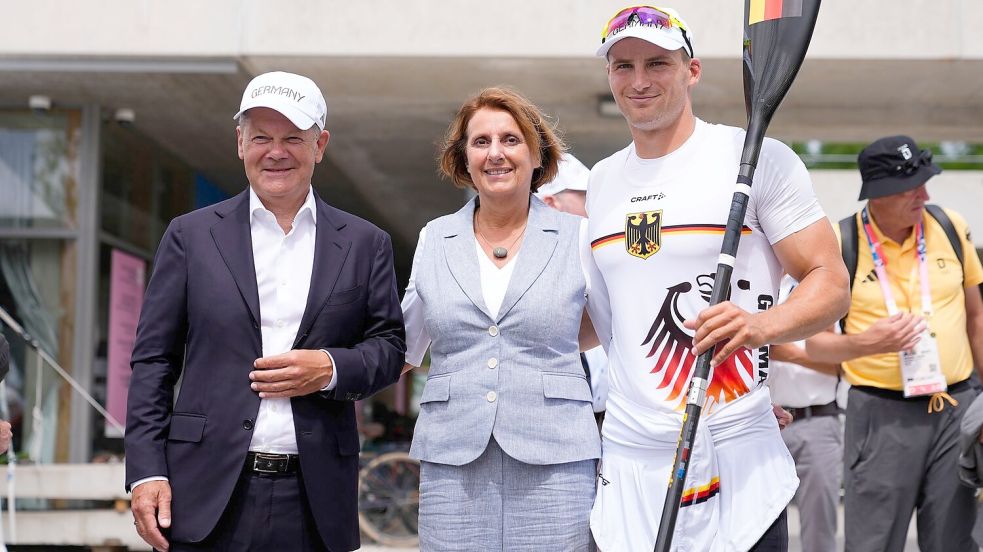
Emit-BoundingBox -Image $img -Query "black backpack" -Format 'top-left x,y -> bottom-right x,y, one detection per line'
838,204 -> 964,331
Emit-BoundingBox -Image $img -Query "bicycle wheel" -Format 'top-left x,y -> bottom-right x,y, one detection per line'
358,451 -> 420,547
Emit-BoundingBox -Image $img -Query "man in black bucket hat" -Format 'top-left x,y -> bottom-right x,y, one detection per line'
806,135 -> 983,551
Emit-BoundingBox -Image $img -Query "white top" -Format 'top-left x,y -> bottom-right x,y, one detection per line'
474,238 -> 519,320
248,186 -> 336,454
584,118 -> 826,415
767,275 -> 839,408
584,119 -> 823,549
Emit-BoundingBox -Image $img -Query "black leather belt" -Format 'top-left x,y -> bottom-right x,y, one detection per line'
853,378 -> 975,401
245,452 -> 300,474
783,401 -> 840,422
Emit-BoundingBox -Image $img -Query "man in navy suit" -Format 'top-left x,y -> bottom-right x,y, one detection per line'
124,71 -> 405,551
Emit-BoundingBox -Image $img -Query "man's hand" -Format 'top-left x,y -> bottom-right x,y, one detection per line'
0,420 -> 11,454
251,349 -> 333,399
858,312 -> 925,355
685,301 -> 769,367
131,480 -> 171,551
773,404 -> 793,430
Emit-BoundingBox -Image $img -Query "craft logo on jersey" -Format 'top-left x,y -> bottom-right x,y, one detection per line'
626,210 -> 662,259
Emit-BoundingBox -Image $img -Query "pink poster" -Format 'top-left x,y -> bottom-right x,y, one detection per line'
105,249 -> 146,437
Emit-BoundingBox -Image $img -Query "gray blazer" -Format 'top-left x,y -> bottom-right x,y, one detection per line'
408,196 -> 601,466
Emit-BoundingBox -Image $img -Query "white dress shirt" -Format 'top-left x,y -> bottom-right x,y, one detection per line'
248,186 -> 337,453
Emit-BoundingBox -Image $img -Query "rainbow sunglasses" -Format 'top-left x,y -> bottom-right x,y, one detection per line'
600,5 -> 694,58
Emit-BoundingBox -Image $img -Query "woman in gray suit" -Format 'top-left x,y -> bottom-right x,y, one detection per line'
401,87 -> 602,551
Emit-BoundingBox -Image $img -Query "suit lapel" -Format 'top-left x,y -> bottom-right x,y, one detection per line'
210,191 -> 261,327
496,197 -> 560,323
294,194 -> 351,348
442,199 -> 494,320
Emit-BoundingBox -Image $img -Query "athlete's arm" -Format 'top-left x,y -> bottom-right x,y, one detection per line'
687,219 -> 849,366
768,218 -> 851,339
769,342 -> 840,376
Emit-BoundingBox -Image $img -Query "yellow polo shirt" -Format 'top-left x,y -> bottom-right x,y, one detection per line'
837,207 -> 983,390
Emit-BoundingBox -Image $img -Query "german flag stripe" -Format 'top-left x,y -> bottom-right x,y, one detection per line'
662,224 -> 753,235
590,225 -> 753,250
590,232 -> 625,249
749,0 -> 802,25
680,477 -> 721,508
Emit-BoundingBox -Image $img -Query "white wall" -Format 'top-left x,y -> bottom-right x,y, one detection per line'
812,170 -> 983,246
3,0 -> 982,60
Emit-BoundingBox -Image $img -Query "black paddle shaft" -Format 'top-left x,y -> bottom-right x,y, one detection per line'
653,2 -> 820,550
652,121 -> 765,552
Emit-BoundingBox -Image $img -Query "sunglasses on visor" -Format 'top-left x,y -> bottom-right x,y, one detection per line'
601,5 -> 694,58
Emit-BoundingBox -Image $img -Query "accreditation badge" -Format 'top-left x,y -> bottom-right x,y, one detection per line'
900,328 -> 946,398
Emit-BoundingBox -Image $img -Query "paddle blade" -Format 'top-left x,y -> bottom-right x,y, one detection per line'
743,0 -> 821,128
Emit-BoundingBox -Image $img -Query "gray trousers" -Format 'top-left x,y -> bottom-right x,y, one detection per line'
418,437 -> 595,552
783,415 -> 842,552
844,384 -> 979,552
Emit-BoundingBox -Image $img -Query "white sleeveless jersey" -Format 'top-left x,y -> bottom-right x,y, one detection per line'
585,119 -> 825,415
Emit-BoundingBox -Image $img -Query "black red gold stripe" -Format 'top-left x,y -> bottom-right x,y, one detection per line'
590,225 -> 752,250
680,476 -> 720,507
749,0 -> 803,25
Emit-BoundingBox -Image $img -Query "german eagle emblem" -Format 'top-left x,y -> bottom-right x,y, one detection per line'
626,211 -> 661,259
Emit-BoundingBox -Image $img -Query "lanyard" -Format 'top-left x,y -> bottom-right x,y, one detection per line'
860,207 -> 933,318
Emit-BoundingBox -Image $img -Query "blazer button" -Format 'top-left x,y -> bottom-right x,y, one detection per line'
487,358 -> 498,369
242,419 -> 254,431
488,325 -> 499,337
486,391 -> 497,403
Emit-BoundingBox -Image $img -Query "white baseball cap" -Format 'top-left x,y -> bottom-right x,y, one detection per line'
233,71 -> 327,131
596,5 -> 694,59
536,153 -> 590,197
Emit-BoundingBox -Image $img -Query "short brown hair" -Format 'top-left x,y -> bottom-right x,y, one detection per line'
438,87 -> 565,192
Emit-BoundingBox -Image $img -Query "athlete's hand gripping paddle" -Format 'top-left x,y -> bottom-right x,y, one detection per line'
653,1 -> 821,550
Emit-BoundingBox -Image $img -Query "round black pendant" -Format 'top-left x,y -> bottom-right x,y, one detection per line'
492,247 -> 508,259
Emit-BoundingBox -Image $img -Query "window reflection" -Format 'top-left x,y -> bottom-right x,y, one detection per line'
0,110 -> 81,229
0,238 -> 77,463
101,123 -> 194,251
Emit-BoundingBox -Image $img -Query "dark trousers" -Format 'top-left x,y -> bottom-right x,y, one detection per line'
749,509 -> 789,552
170,467 -> 328,552
844,384 -> 978,552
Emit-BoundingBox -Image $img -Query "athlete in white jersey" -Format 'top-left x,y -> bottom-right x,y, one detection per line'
585,6 -> 849,551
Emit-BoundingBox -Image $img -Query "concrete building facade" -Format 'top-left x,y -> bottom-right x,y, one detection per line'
0,0 -> 981,468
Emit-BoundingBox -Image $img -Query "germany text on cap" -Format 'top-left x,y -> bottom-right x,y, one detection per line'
234,71 -> 327,131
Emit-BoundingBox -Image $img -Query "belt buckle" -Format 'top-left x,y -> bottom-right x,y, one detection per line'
253,452 -> 285,474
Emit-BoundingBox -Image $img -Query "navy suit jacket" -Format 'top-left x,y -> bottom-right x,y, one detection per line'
124,189 -> 405,550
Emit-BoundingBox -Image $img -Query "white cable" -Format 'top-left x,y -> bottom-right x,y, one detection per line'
31,353 -> 42,464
